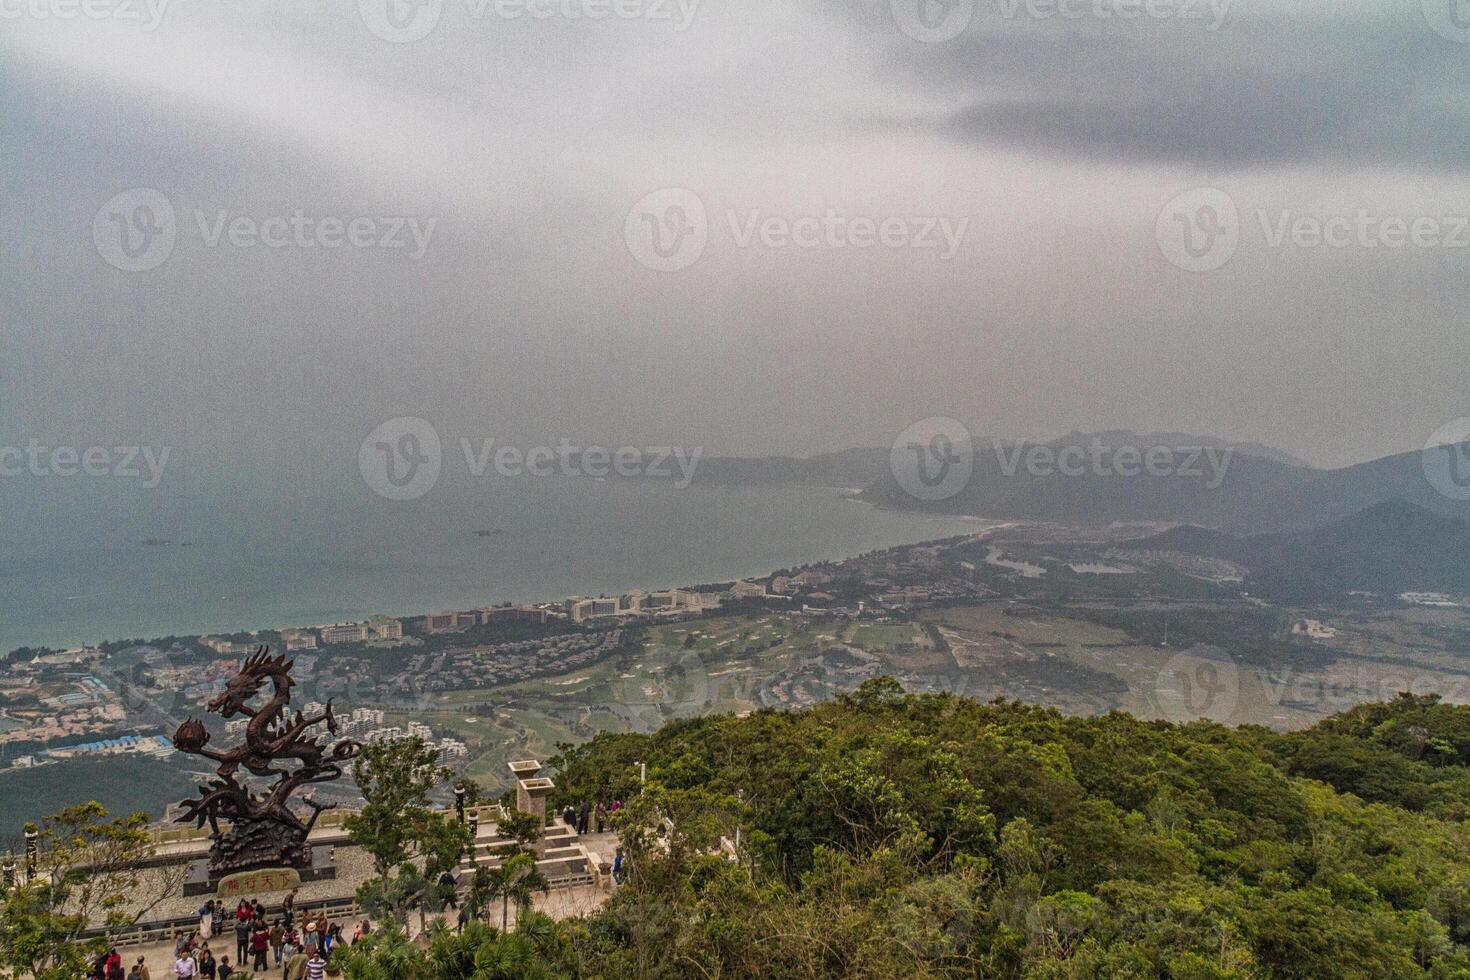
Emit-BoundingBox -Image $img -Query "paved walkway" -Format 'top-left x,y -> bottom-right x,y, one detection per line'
114,882 -> 613,977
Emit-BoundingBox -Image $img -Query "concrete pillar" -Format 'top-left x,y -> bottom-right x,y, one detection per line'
515,777 -> 555,823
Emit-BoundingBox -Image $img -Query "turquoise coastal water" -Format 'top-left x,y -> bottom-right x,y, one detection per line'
0,478 -> 983,653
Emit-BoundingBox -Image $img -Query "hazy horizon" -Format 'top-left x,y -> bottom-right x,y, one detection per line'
4,0 -> 1469,483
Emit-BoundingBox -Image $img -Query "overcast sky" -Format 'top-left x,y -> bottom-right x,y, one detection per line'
3,0 -> 1468,476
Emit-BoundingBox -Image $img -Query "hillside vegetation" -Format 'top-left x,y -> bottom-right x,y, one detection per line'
531,681 -> 1470,978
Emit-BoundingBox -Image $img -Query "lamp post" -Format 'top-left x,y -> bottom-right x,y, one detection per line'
734,788 -> 744,859
23,827 -> 38,883
454,785 -> 467,824
2,853 -> 14,889
635,761 -> 646,788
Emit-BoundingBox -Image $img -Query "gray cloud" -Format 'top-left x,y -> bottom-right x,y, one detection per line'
879,7 -> 1470,172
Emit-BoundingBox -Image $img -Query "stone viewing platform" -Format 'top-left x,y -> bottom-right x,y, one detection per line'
71,758 -> 616,950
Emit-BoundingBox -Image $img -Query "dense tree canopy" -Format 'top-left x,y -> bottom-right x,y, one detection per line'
537,681 -> 1470,978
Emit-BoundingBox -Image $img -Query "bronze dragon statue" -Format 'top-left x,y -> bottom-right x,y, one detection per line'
172,646 -> 361,875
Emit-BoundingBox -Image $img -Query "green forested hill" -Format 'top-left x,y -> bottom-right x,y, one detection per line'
536,682 -> 1470,979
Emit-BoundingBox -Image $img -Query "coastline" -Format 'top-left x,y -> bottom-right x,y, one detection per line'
3,486 -> 987,655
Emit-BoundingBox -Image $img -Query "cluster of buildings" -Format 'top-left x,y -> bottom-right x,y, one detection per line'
202,615 -> 405,655
421,606 -> 549,634
0,667 -> 128,748
43,733 -> 173,761
222,708 -> 468,766
404,630 -> 626,692
362,720 -> 469,765
563,581 -> 771,623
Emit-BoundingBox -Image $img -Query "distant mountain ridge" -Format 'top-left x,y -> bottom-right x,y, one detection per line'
684,431 -> 1470,535
1124,499 -> 1470,602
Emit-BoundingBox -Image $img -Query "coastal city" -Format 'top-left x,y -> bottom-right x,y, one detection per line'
6,522 -> 1468,828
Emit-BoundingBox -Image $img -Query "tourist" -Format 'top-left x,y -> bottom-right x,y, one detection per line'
251,921 -> 271,971
594,802 -> 607,833
233,915 -> 251,964
216,955 -> 233,980
577,799 -> 591,834
612,848 -> 626,886
270,919 -> 286,965
304,914 -> 320,951
196,946 -> 216,980
283,944 -> 310,980
173,951 -> 197,979
198,899 -> 214,939
132,955 -> 151,980
234,900 -> 252,925
561,803 -> 576,829
305,947 -> 327,980
127,961 -> 144,980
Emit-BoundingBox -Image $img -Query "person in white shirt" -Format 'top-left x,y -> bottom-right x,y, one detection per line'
174,954 -> 198,979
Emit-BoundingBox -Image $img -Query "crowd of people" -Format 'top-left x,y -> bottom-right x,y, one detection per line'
90,891 -> 372,980
560,799 -> 621,836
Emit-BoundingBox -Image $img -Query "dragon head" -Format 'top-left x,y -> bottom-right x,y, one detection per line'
207,645 -> 293,717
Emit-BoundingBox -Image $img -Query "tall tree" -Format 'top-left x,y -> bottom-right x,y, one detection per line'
0,803 -> 180,980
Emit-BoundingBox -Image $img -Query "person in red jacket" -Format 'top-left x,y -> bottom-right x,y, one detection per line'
250,922 -> 271,972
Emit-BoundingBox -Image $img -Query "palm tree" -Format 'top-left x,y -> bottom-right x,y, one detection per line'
488,853 -> 550,933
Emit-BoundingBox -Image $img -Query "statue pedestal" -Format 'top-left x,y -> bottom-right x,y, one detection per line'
183,845 -> 338,898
